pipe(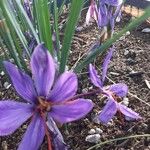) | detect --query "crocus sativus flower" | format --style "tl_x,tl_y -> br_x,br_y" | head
0,44 -> 93,150
89,48 -> 141,124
